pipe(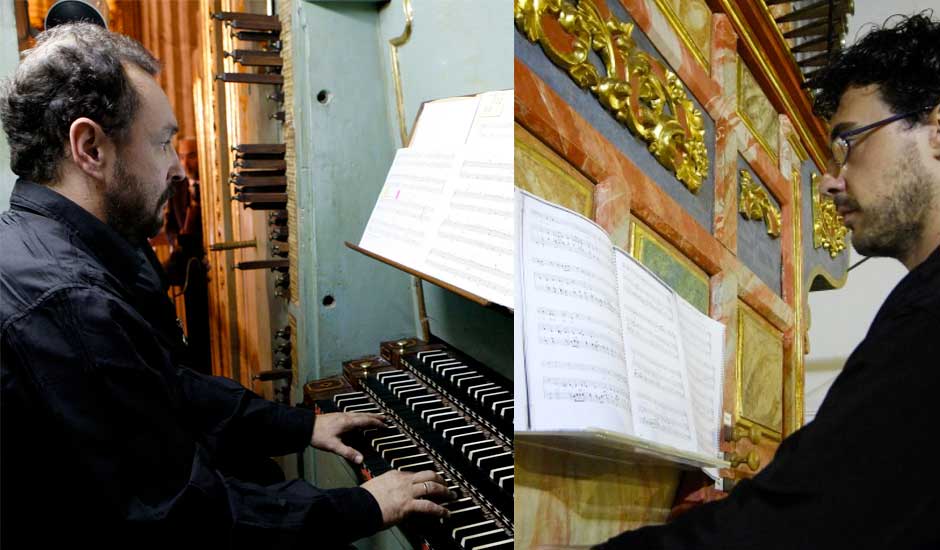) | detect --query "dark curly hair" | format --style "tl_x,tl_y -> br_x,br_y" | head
0,23 -> 159,184
810,12 -> 940,124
